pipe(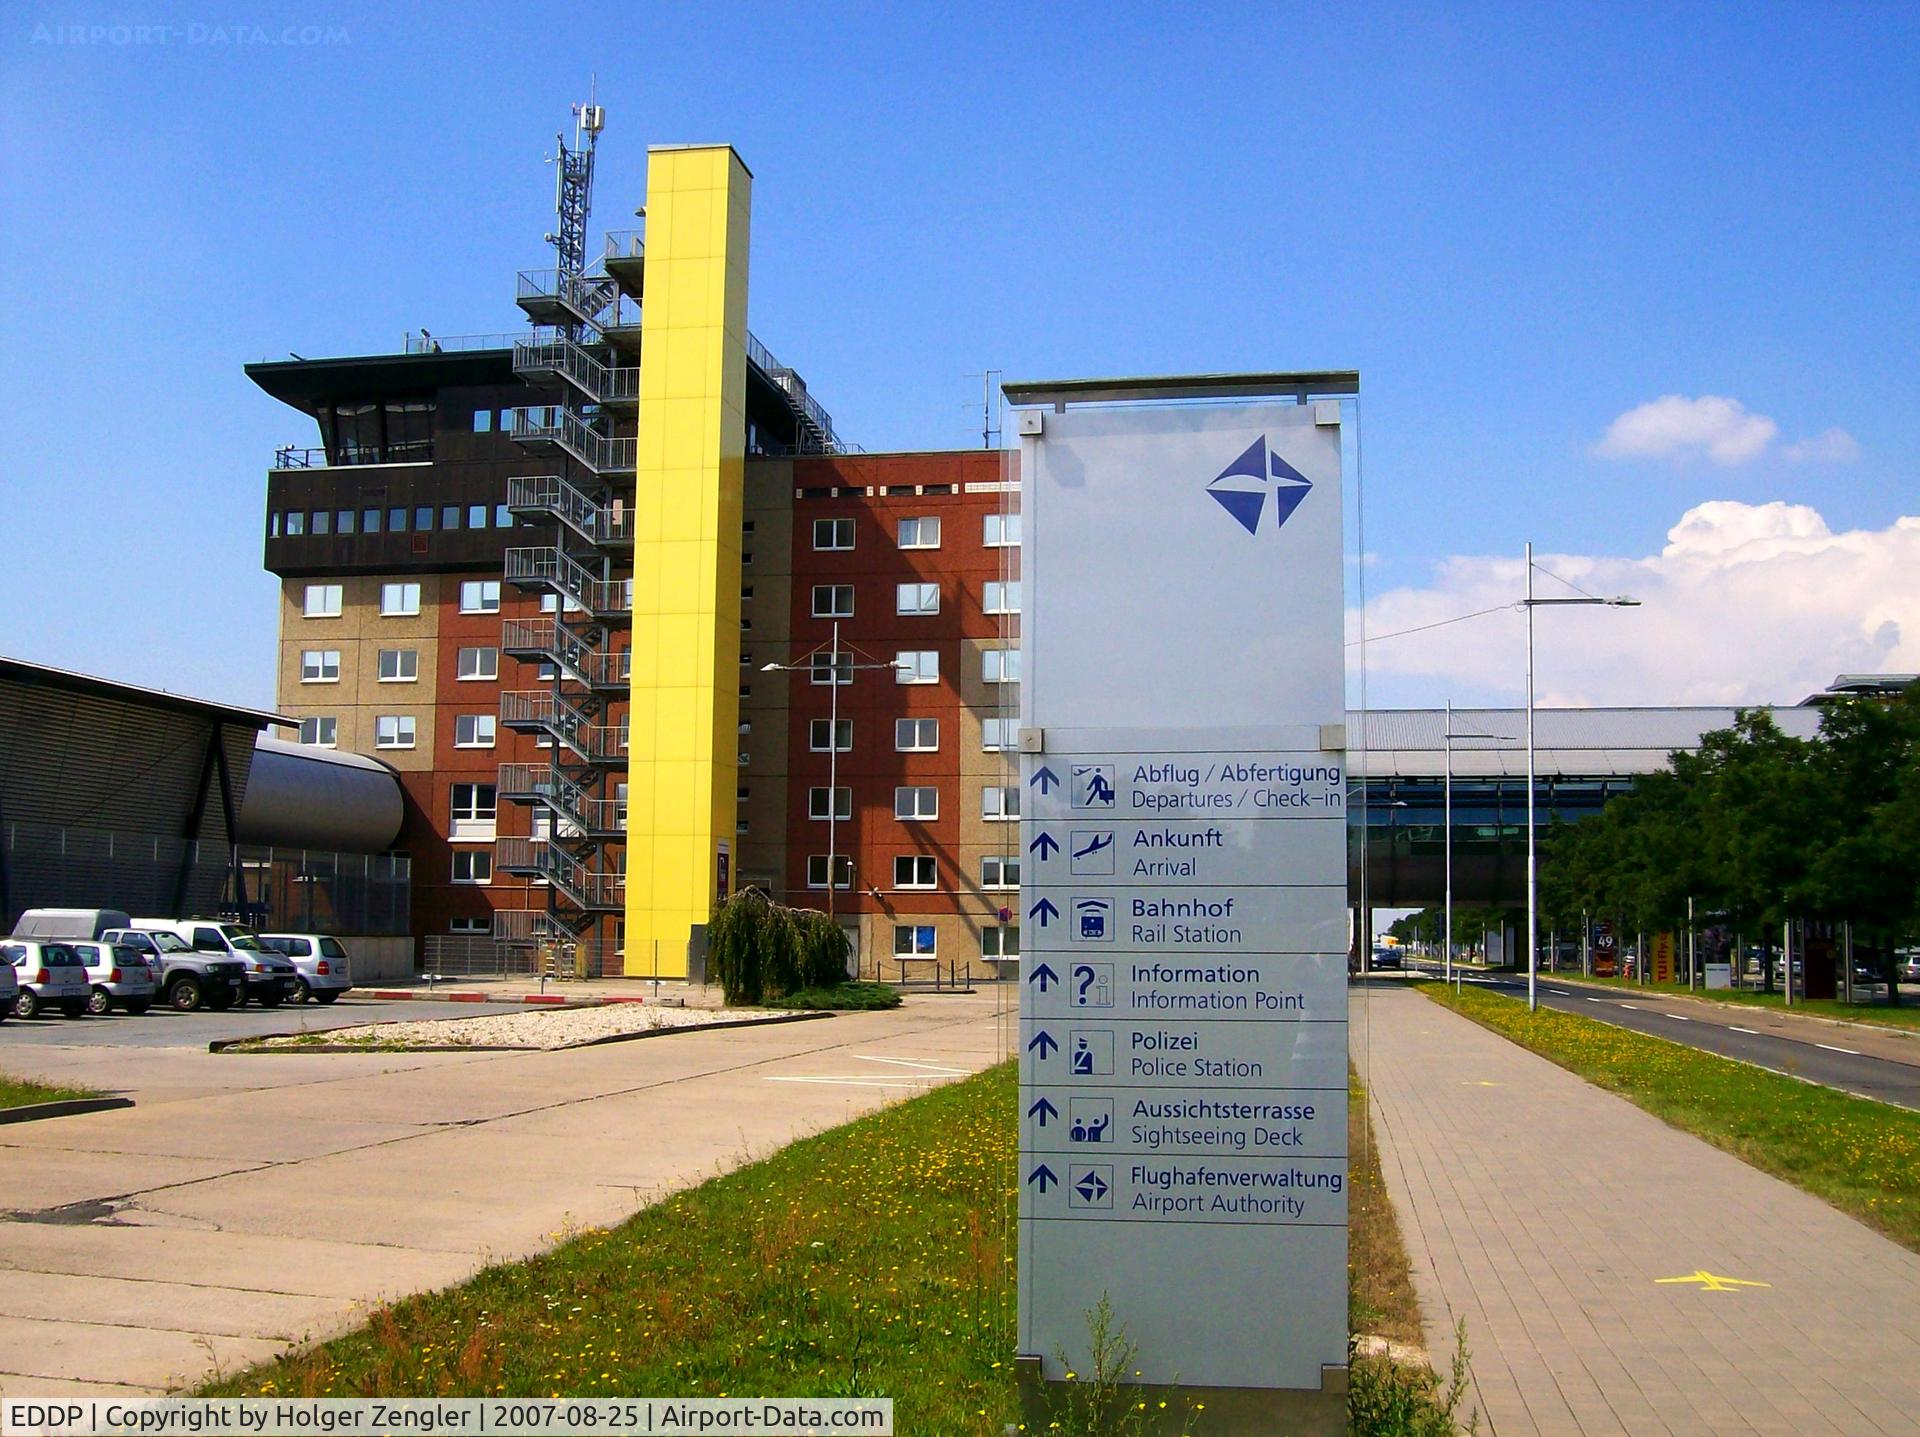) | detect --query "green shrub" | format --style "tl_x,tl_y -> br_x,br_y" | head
708,890 -> 853,1005
765,982 -> 901,1011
